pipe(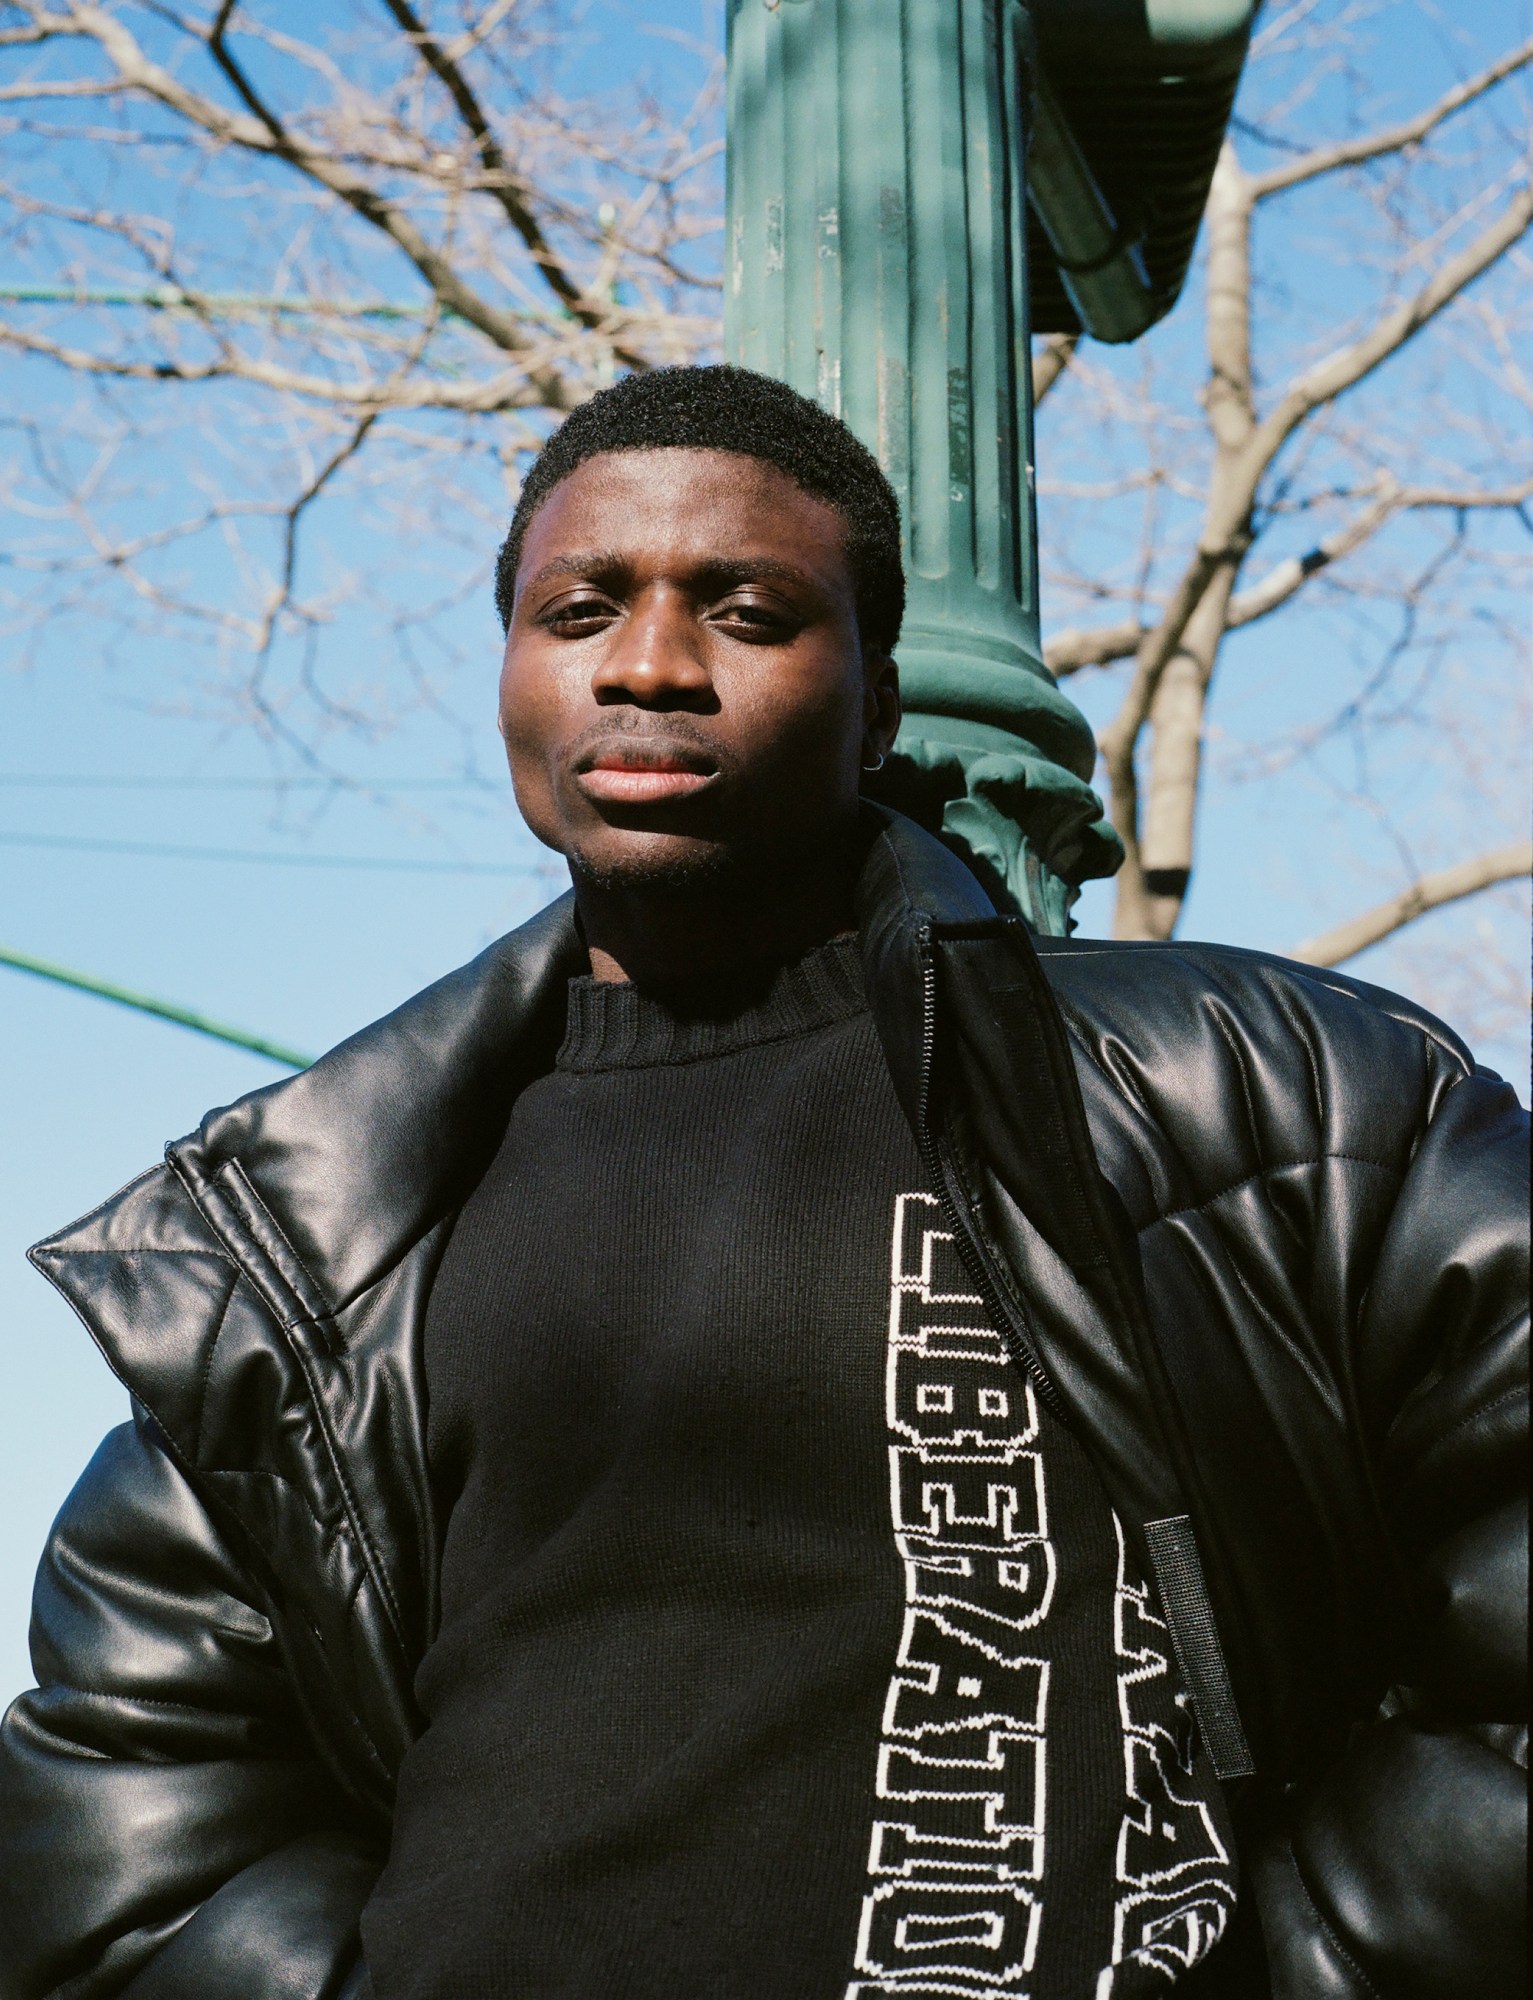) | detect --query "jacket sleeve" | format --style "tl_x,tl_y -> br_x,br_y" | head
0,1412 -> 381,2000
1251,1061 -> 1529,2000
